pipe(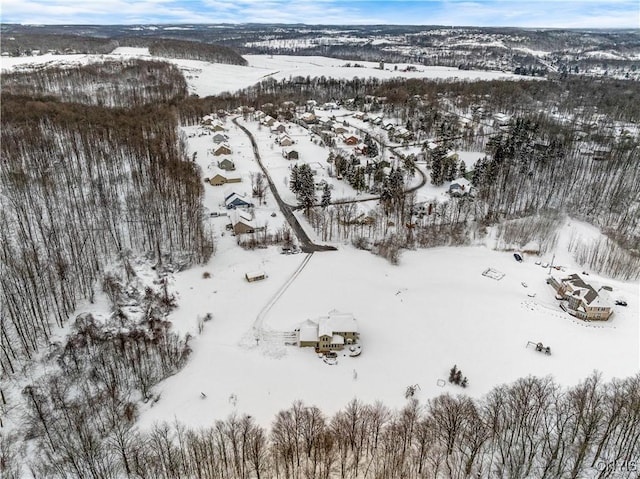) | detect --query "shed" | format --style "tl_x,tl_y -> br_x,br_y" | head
245,271 -> 267,282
